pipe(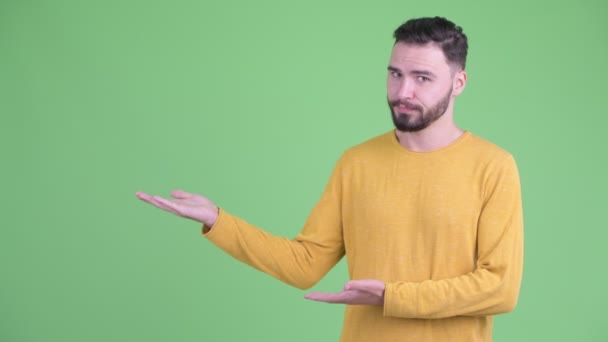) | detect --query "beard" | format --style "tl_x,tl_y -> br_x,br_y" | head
388,88 -> 452,132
